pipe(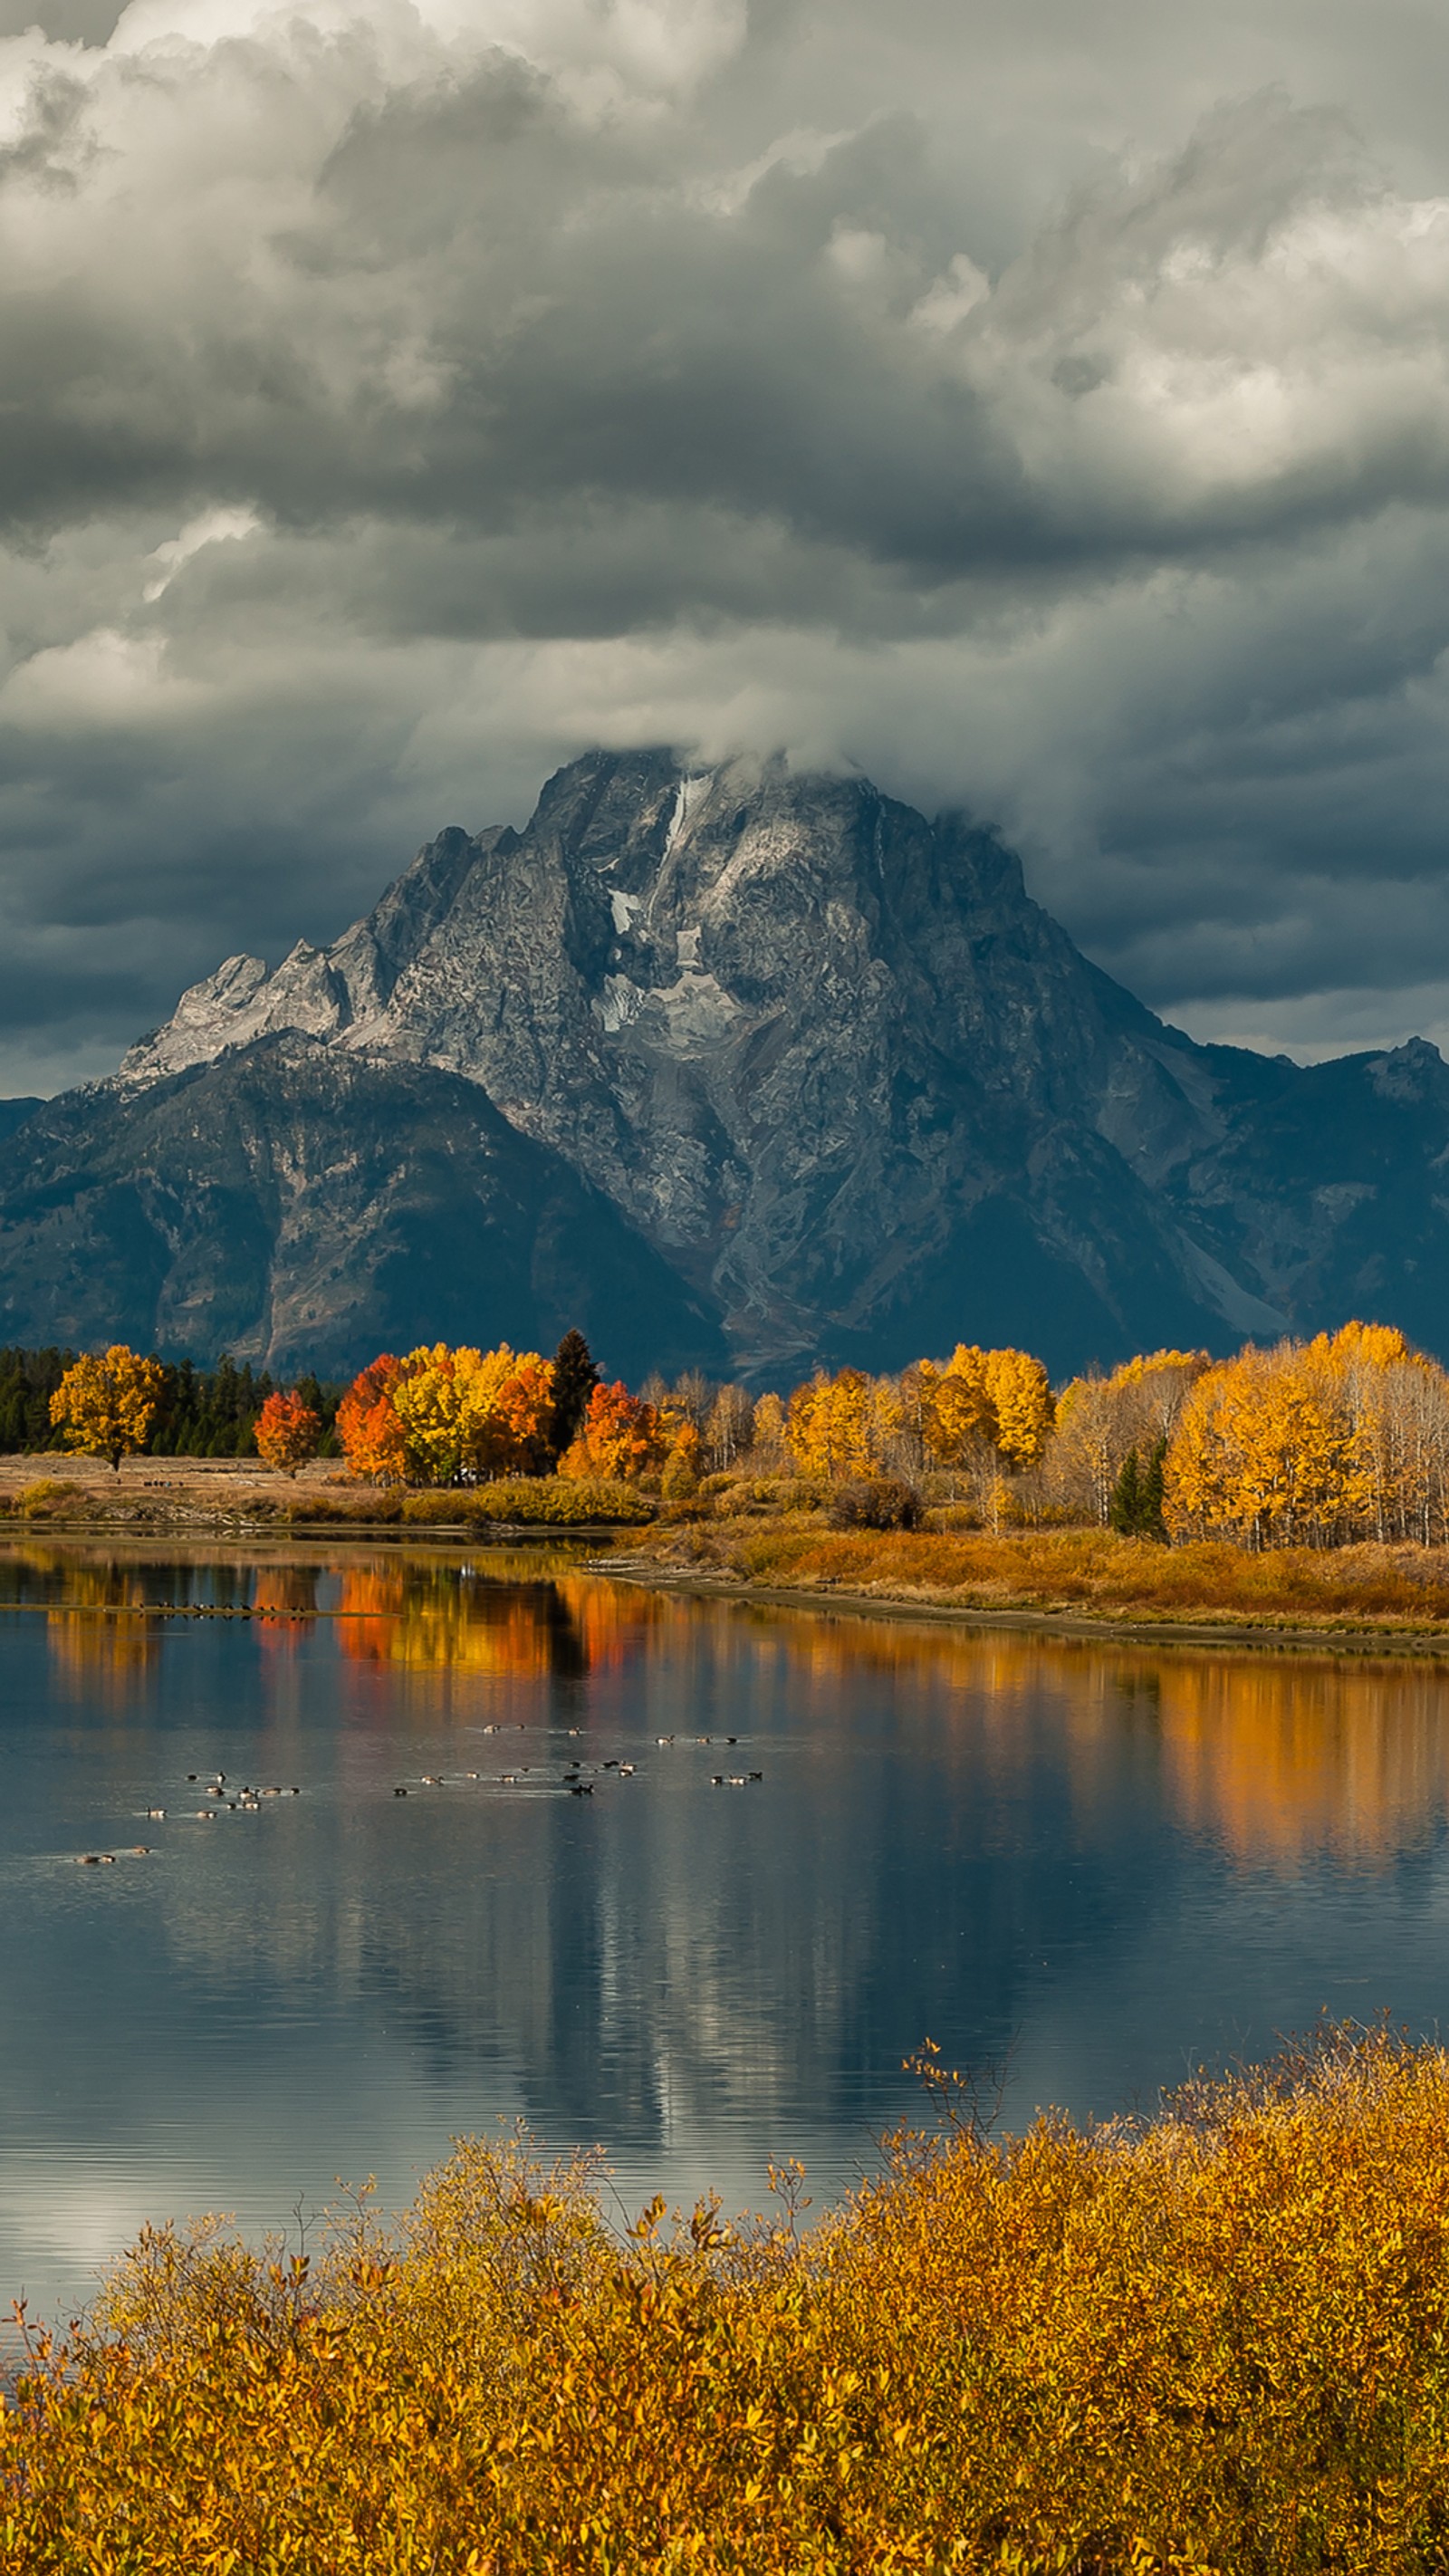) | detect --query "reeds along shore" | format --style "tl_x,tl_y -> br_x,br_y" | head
6,2026 -> 1449,2571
